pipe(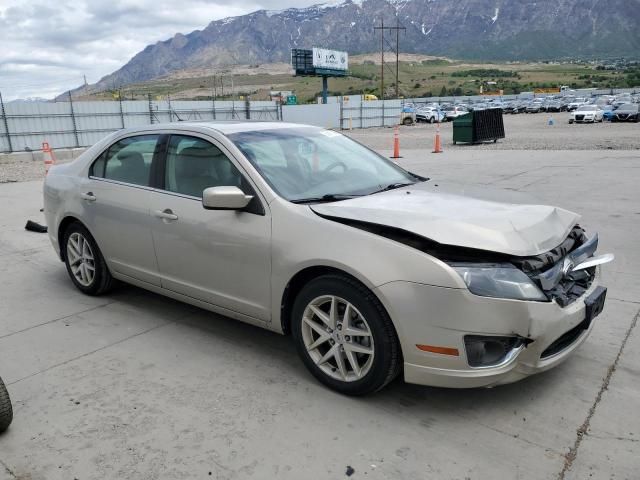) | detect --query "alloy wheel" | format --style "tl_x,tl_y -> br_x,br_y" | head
66,232 -> 96,287
301,295 -> 374,382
